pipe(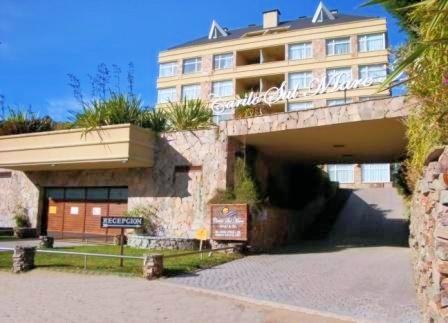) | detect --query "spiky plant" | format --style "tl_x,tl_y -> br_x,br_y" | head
165,99 -> 212,131
0,108 -> 55,135
141,108 -> 169,133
